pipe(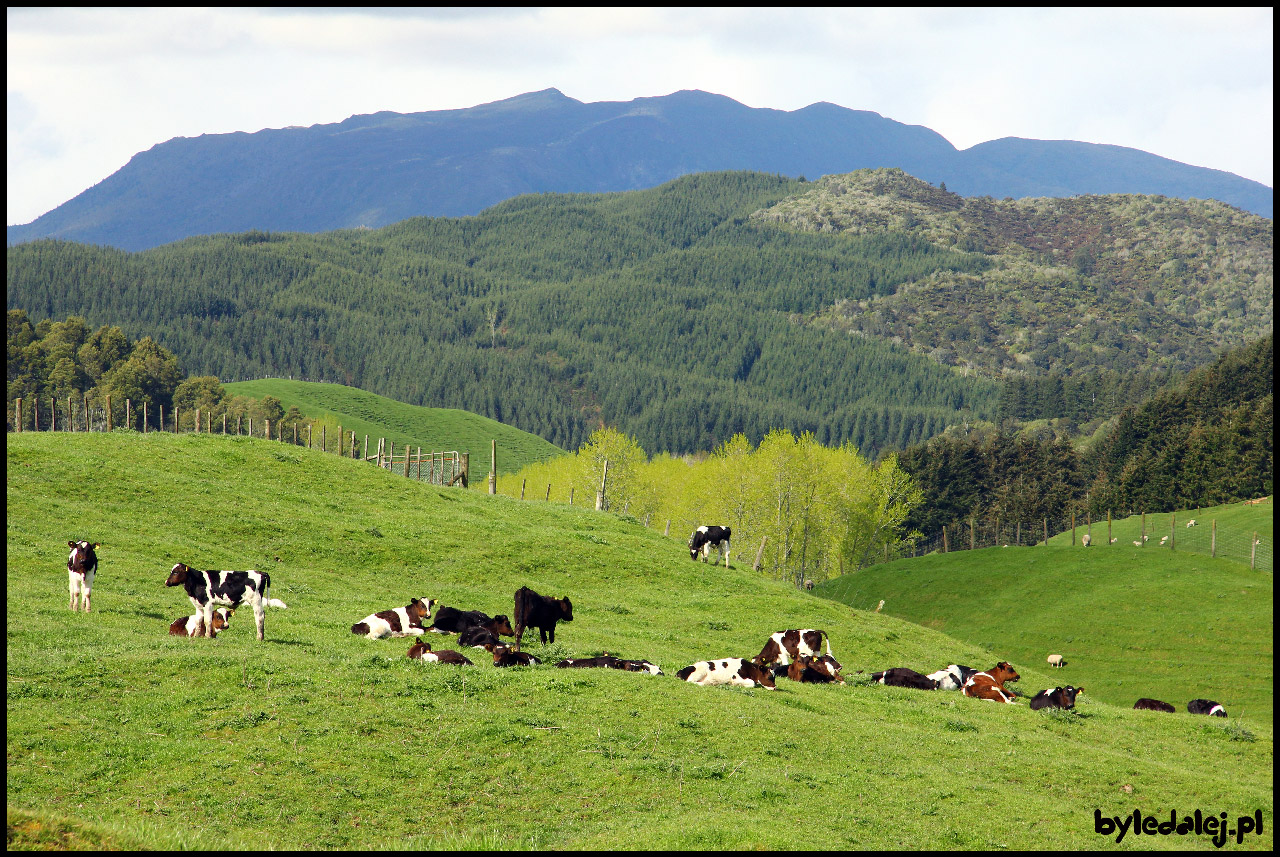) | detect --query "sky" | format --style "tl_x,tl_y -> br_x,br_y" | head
7,7 -> 1274,226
